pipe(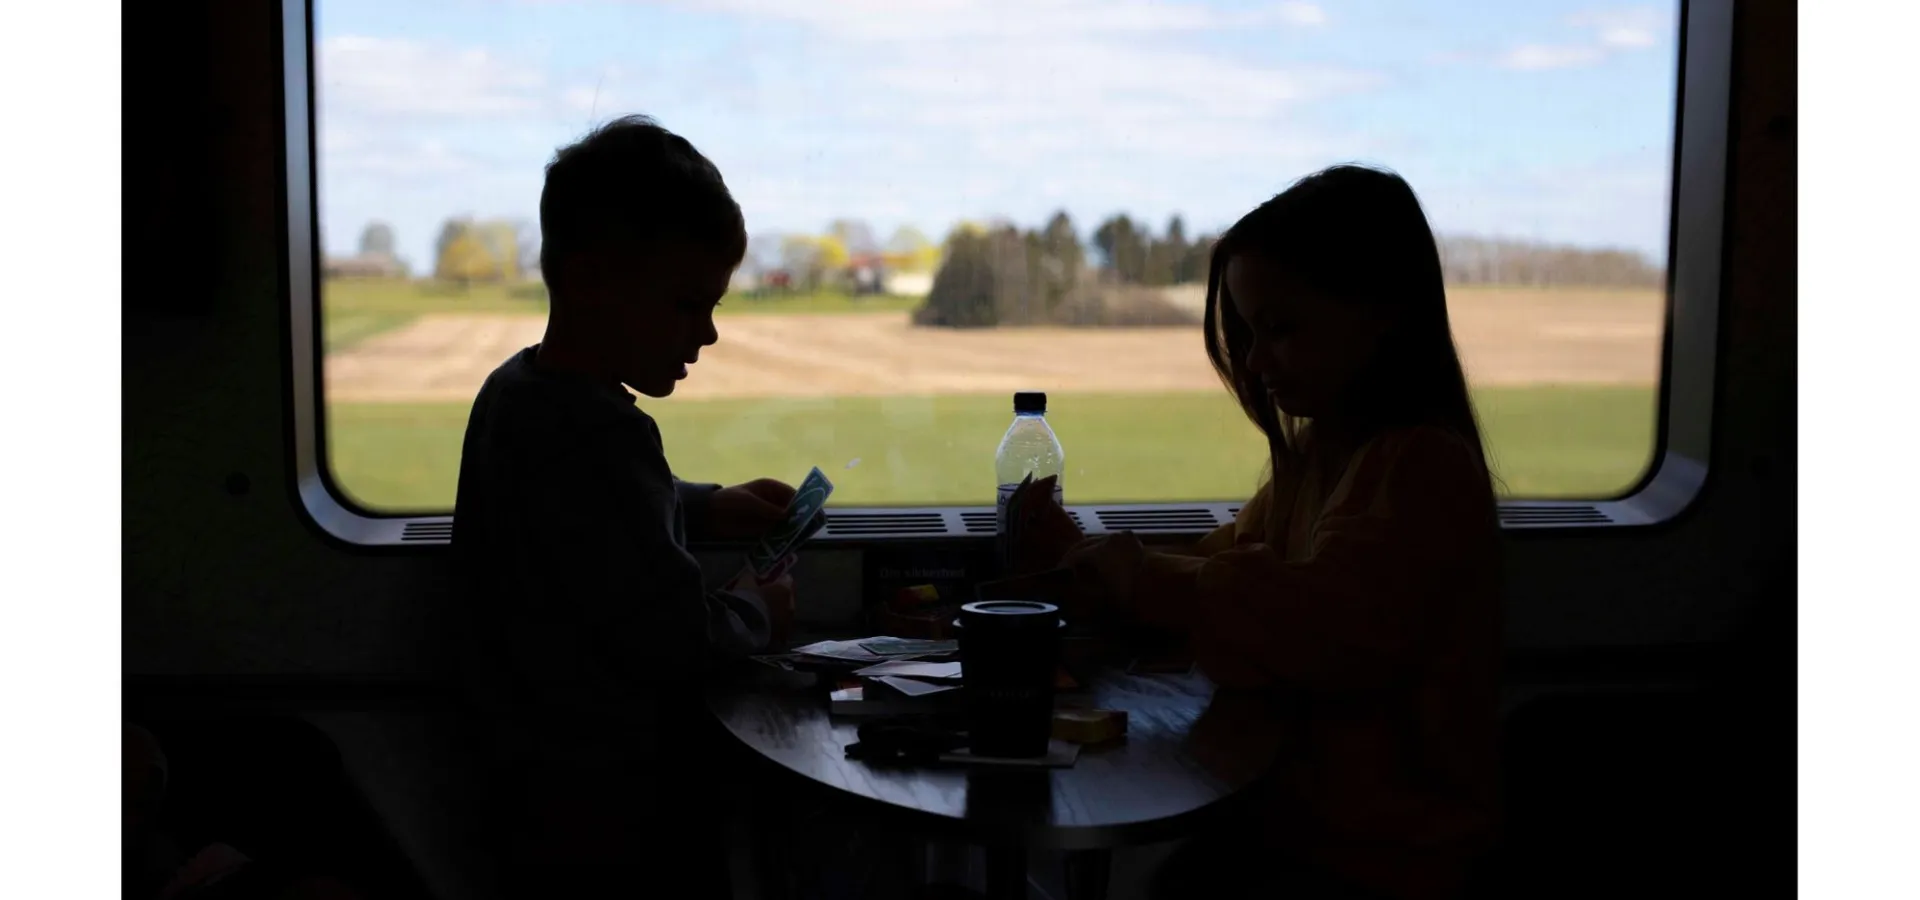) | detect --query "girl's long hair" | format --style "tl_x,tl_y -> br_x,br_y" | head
1202,164 -> 1493,489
